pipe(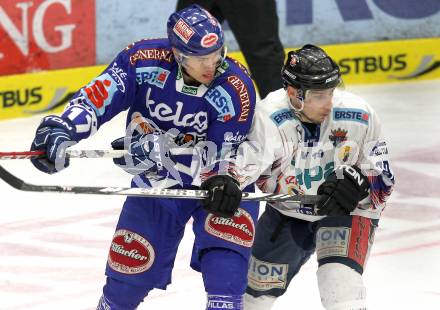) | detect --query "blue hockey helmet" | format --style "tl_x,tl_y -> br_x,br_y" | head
167,4 -> 224,56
